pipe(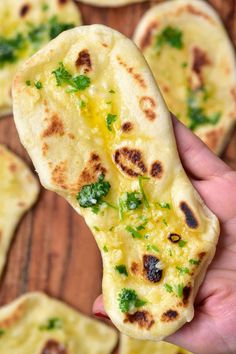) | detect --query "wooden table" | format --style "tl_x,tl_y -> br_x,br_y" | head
0,1 -> 235,352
